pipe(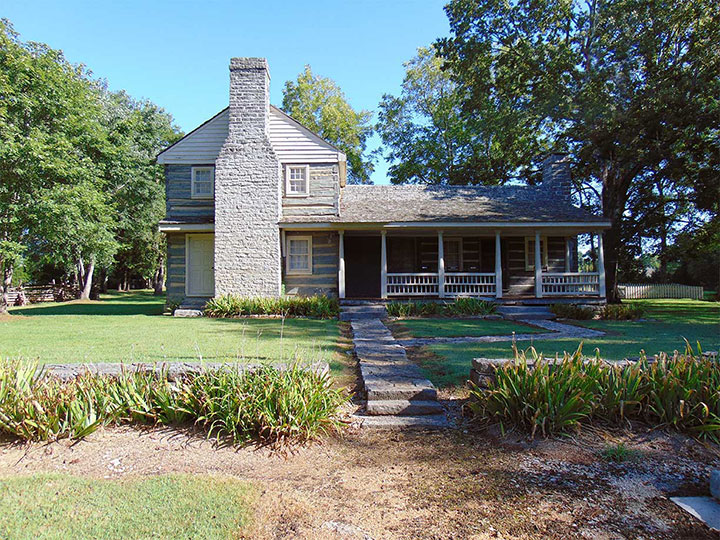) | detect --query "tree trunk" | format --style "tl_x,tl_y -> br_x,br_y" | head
0,262 -> 12,314
99,268 -> 108,294
80,259 -> 95,300
153,255 -> 165,295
